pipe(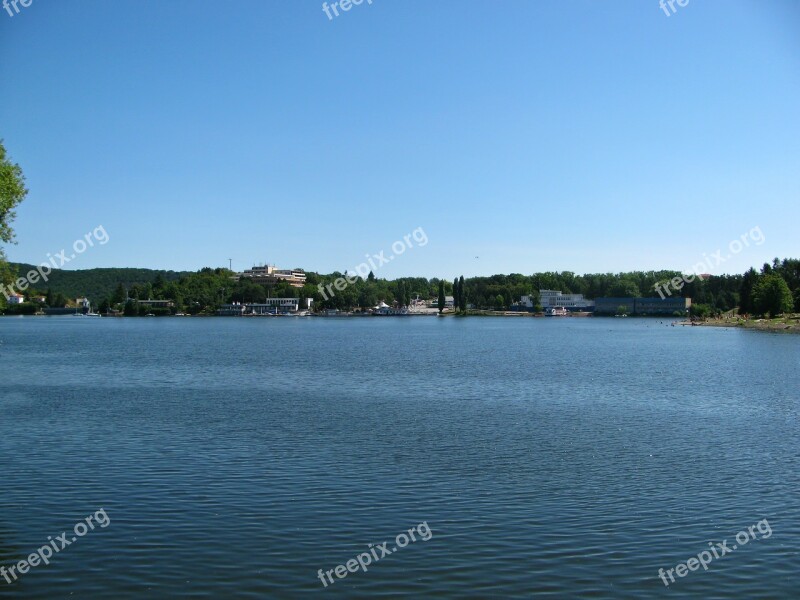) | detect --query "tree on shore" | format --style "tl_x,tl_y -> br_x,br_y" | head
0,141 -> 28,303
112,283 -> 127,305
458,275 -> 466,312
752,274 -> 793,317
739,267 -> 758,314
438,280 -> 445,313
395,280 -> 406,306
